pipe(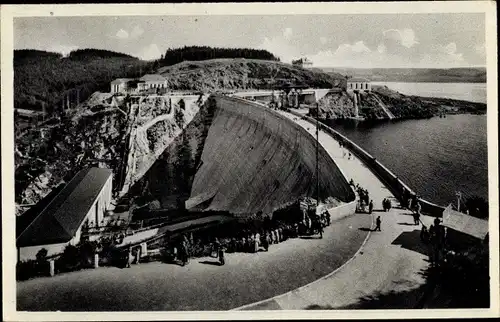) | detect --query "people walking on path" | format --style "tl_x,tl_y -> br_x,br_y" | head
369,200 -> 374,214
413,202 -> 421,225
386,198 -> 392,211
218,246 -> 225,266
262,233 -> 269,251
375,216 -> 382,231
